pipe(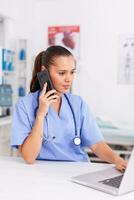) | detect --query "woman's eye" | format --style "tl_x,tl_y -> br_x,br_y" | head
71,71 -> 76,74
59,72 -> 65,75
58,71 -> 76,75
